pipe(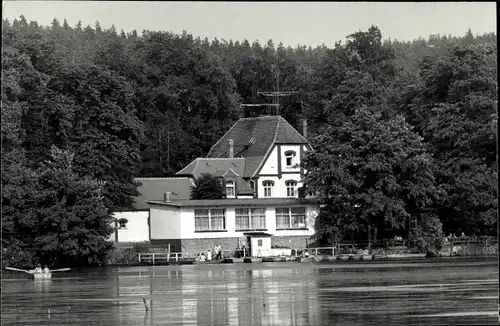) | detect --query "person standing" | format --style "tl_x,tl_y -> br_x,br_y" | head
215,244 -> 222,260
